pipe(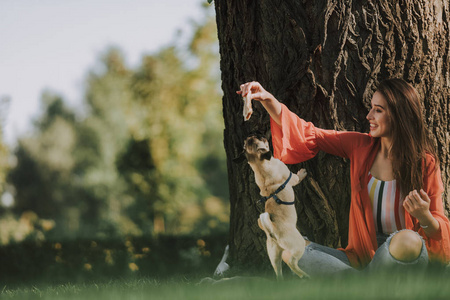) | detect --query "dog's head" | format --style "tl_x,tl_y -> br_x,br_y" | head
234,134 -> 272,163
